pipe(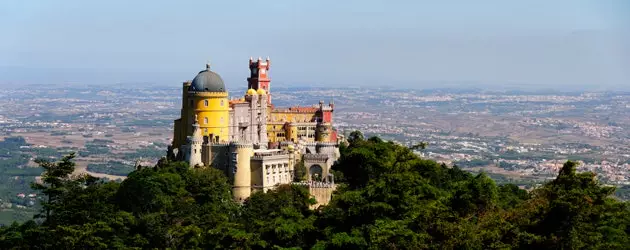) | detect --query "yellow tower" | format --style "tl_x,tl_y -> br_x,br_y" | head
192,92 -> 228,141
184,63 -> 229,143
